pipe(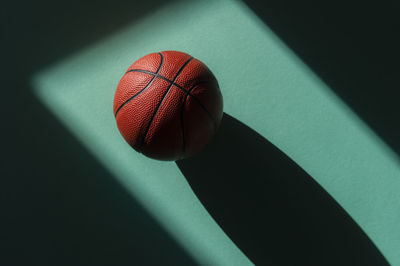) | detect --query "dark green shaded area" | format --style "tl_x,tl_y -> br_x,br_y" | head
1,0 -> 196,265
242,0 -> 400,157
